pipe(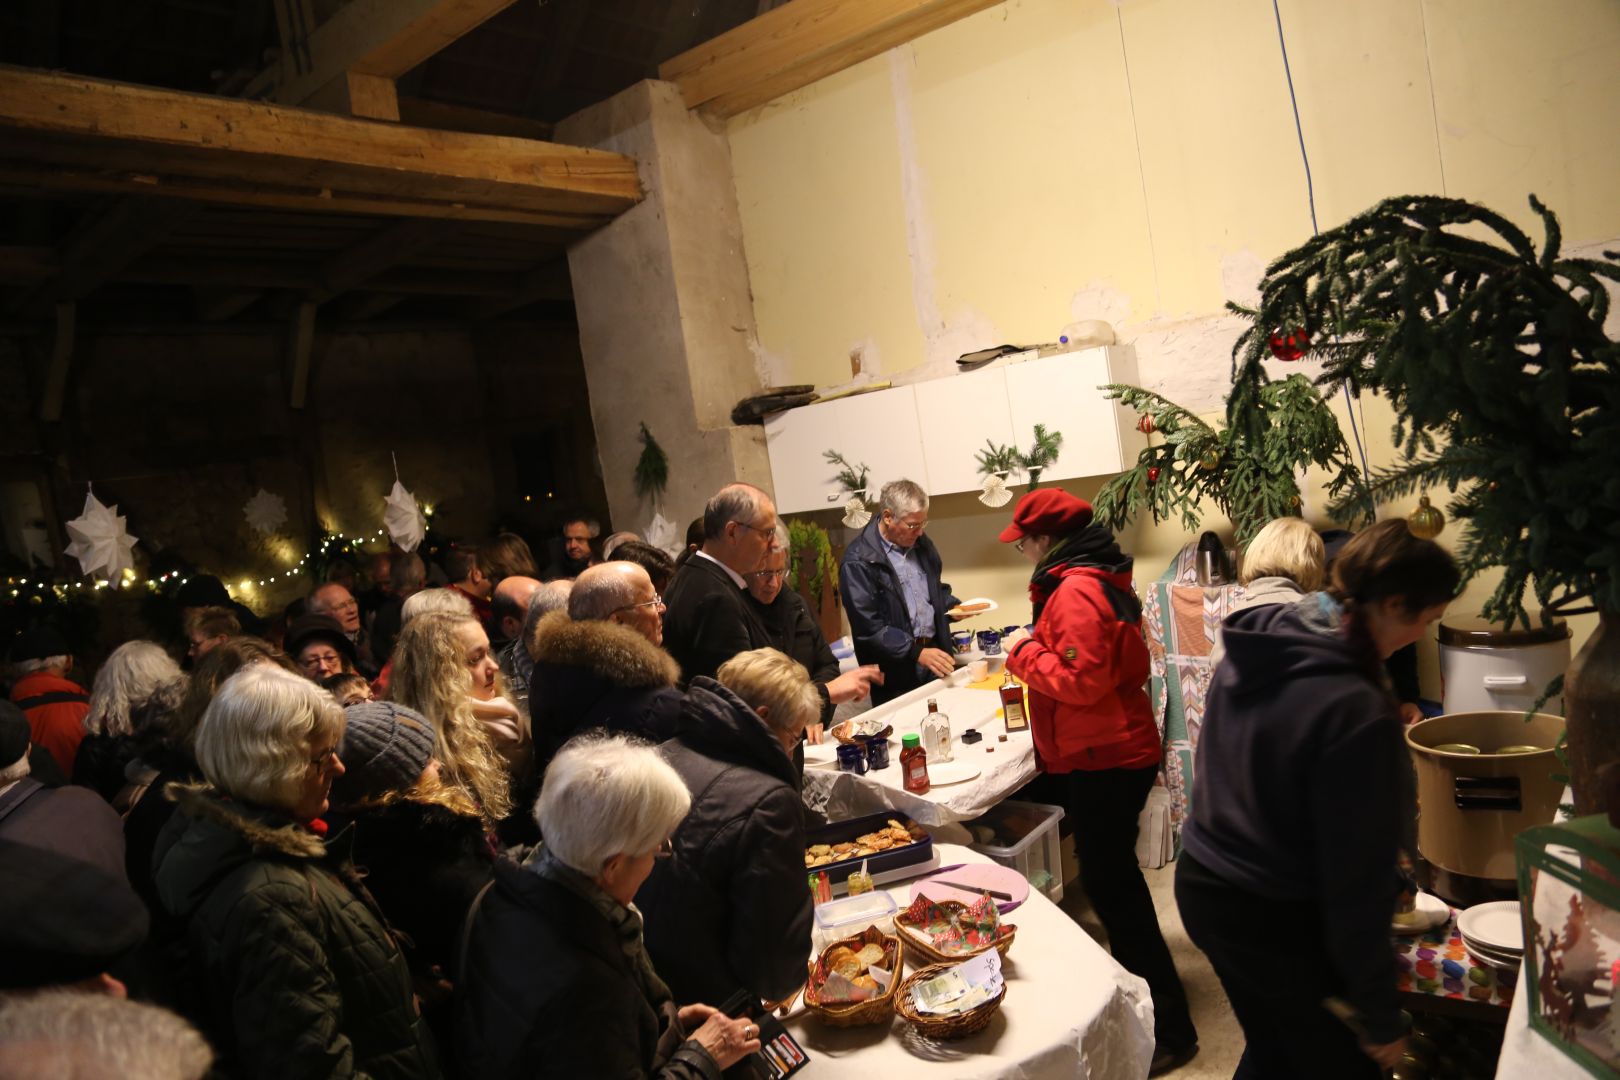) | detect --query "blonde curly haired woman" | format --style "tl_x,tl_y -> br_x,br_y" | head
388,611 -> 517,828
